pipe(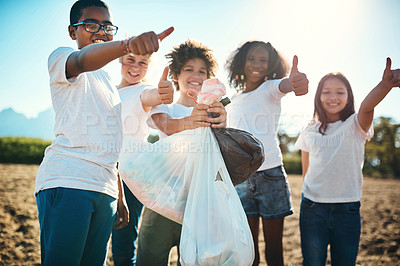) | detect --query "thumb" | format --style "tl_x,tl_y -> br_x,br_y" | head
157,27 -> 174,42
385,57 -> 392,72
290,55 -> 299,76
160,66 -> 169,82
